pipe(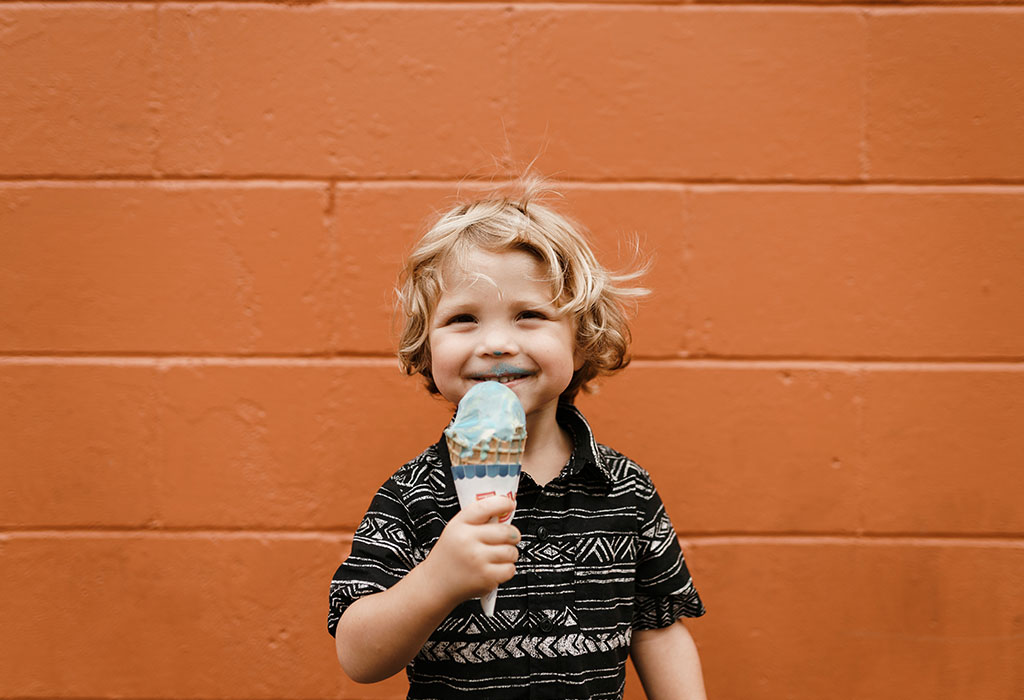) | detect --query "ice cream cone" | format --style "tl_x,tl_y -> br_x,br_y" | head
445,382 -> 527,616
